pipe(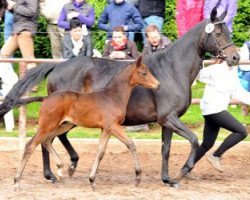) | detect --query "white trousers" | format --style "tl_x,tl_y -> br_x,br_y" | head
0,62 -> 18,132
